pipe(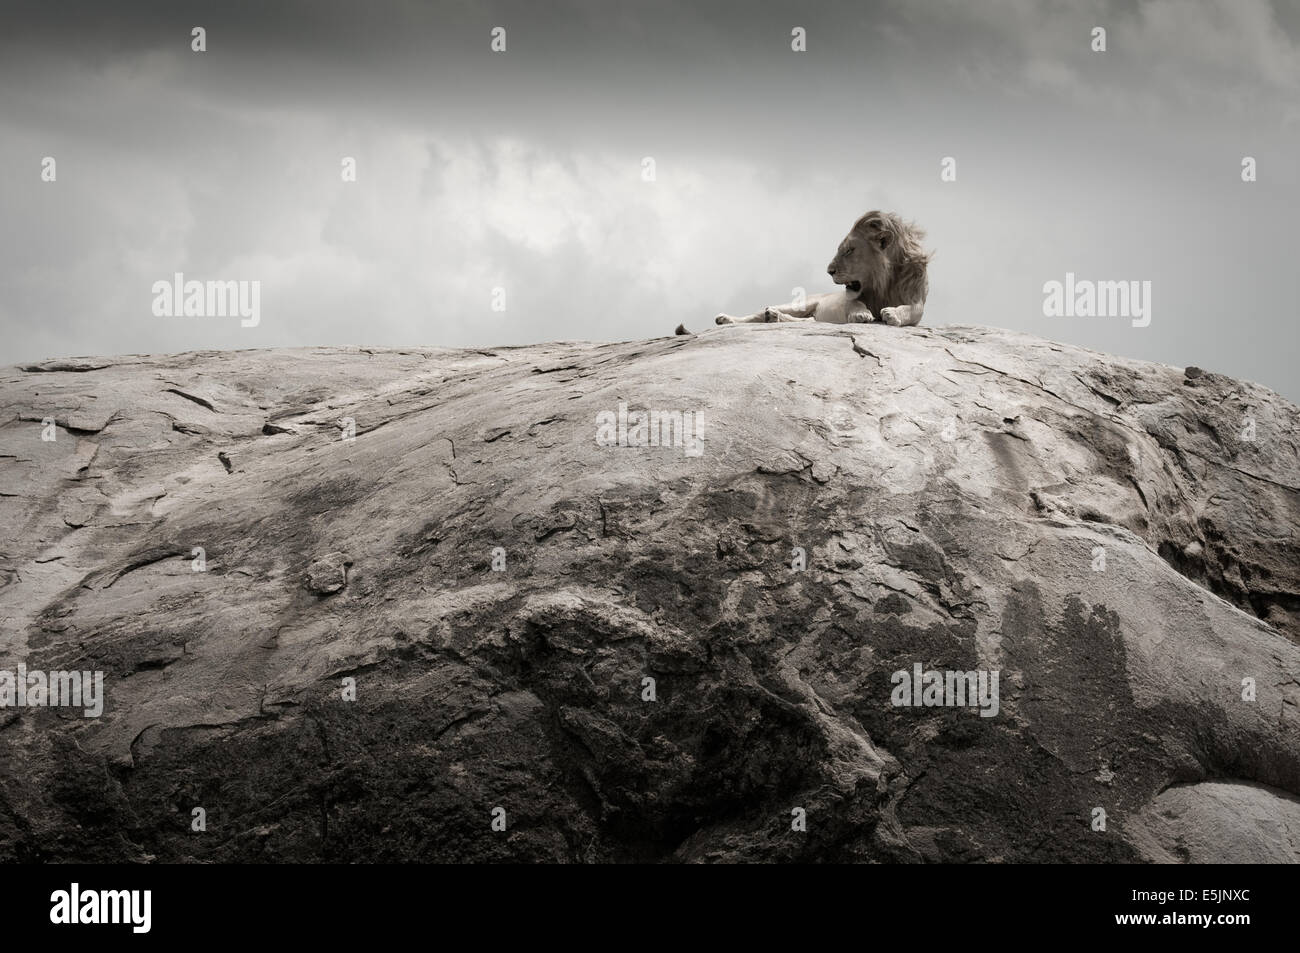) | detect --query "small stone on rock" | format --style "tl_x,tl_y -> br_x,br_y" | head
306,551 -> 353,595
